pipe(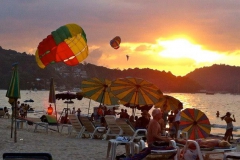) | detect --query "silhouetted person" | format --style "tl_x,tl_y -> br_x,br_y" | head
216,111 -> 220,117
47,104 -> 53,115
221,112 -> 236,142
